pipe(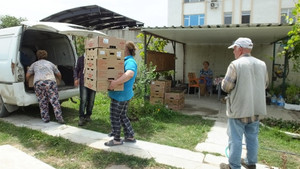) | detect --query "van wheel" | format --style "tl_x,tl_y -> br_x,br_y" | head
0,96 -> 9,117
